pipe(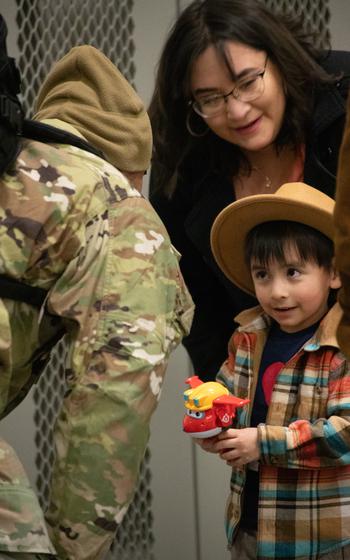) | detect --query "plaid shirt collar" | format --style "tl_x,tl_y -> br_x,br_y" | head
234,302 -> 342,350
